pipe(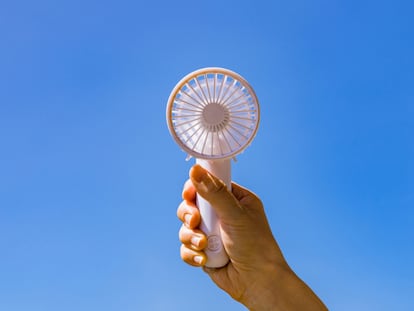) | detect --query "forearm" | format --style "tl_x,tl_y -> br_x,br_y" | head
241,264 -> 327,311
